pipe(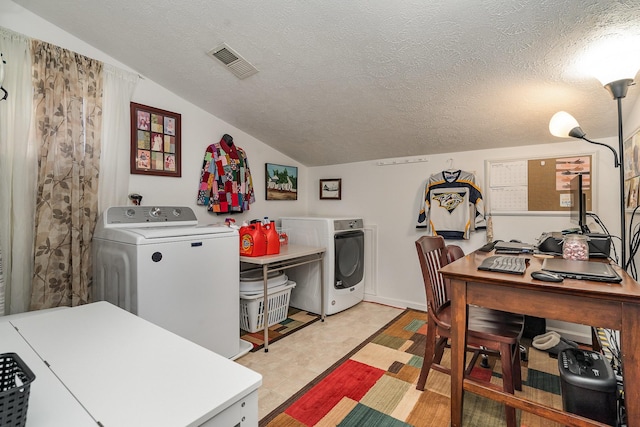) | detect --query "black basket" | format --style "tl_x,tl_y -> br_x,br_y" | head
0,353 -> 36,427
